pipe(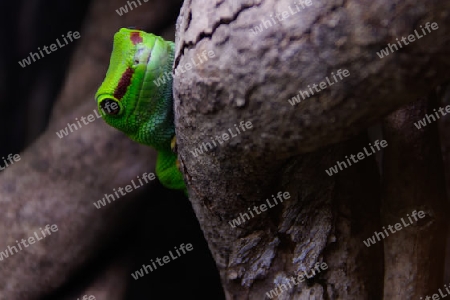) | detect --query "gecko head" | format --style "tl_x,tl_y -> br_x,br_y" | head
95,28 -> 175,149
